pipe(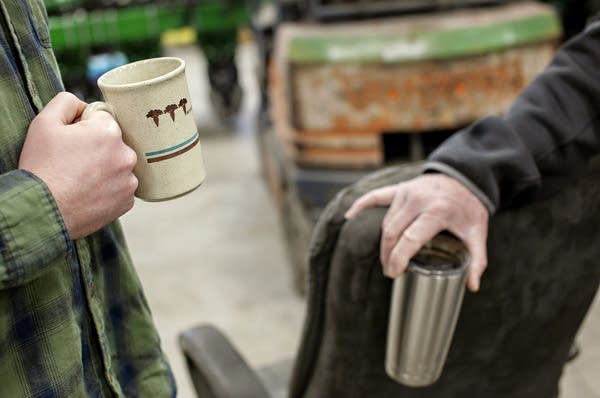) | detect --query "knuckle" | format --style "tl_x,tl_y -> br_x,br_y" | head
381,225 -> 399,241
381,215 -> 392,231
401,231 -> 421,246
125,147 -> 138,169
402,225 -> 432,247
57,91 -> 76,102
407,189 -> 421,204
128,175 -> 139,193
389,191 -> 406,208
127,173 -> 139,192
429,200 -> 452,216
375,190 -> 390,202
395,181 -> 407,192
421,213 -> 446,231
104,119 -> 122,138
